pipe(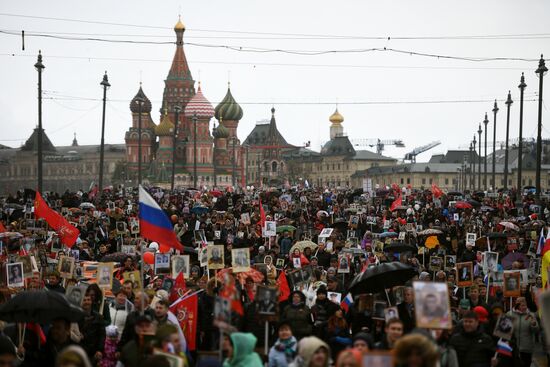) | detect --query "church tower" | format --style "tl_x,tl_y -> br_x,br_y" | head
329,108 -> 344,139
